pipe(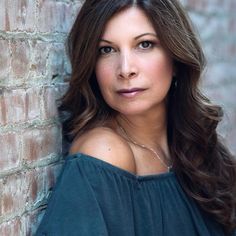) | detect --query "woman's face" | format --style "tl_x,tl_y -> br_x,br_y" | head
95,7 -> 174,117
